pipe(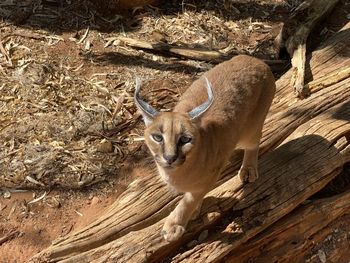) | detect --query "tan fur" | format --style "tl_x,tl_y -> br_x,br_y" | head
139,55 -> 276,242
